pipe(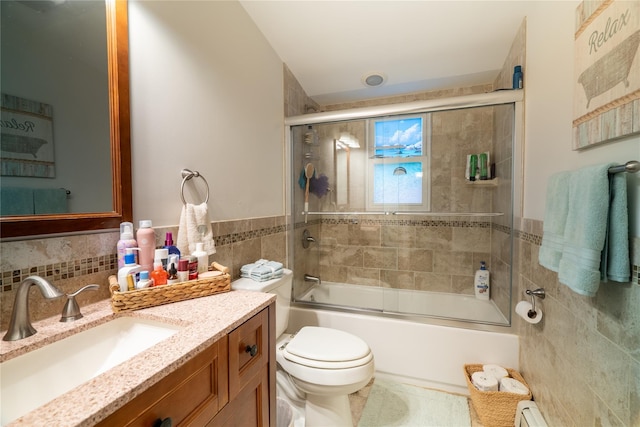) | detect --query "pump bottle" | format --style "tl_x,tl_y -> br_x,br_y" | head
192,242 -> 209,274
117,222 -> 137,268
137,220 -> 156,274
117,248 -> 141,292
474,261 -> 490,300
